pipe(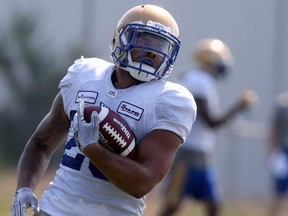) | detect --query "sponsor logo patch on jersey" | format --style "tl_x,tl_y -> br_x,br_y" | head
76,91 -> 98,104
117,101 -> 143,120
